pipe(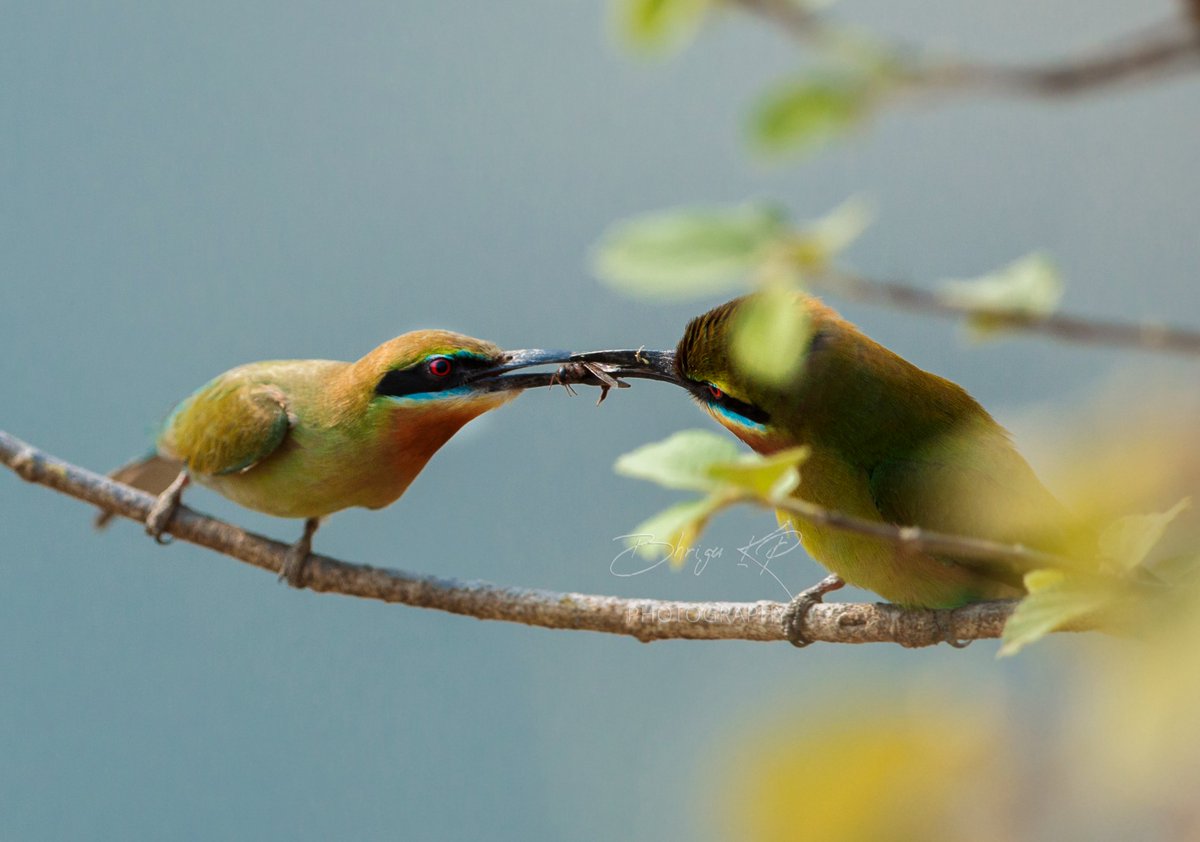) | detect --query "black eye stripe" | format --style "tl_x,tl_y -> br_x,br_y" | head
375,355 -> 491,398
690,380 -> 770,425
